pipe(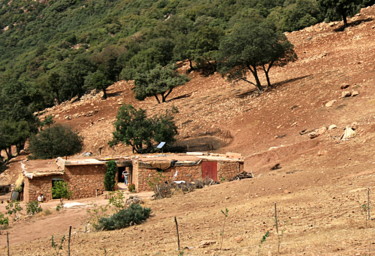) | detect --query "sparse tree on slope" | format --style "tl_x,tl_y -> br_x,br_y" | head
109,105 -> 177,153
318,0 -> 362,27
133,65 -> 189,103
218,21 -> 297,92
